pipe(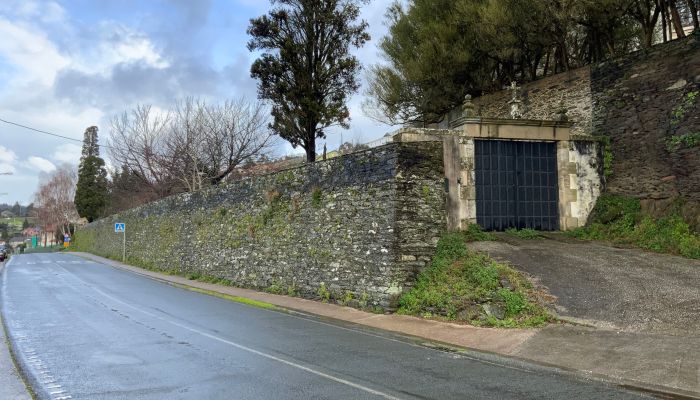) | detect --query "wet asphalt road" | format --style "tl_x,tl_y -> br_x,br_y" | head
1,253 -> 652,400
